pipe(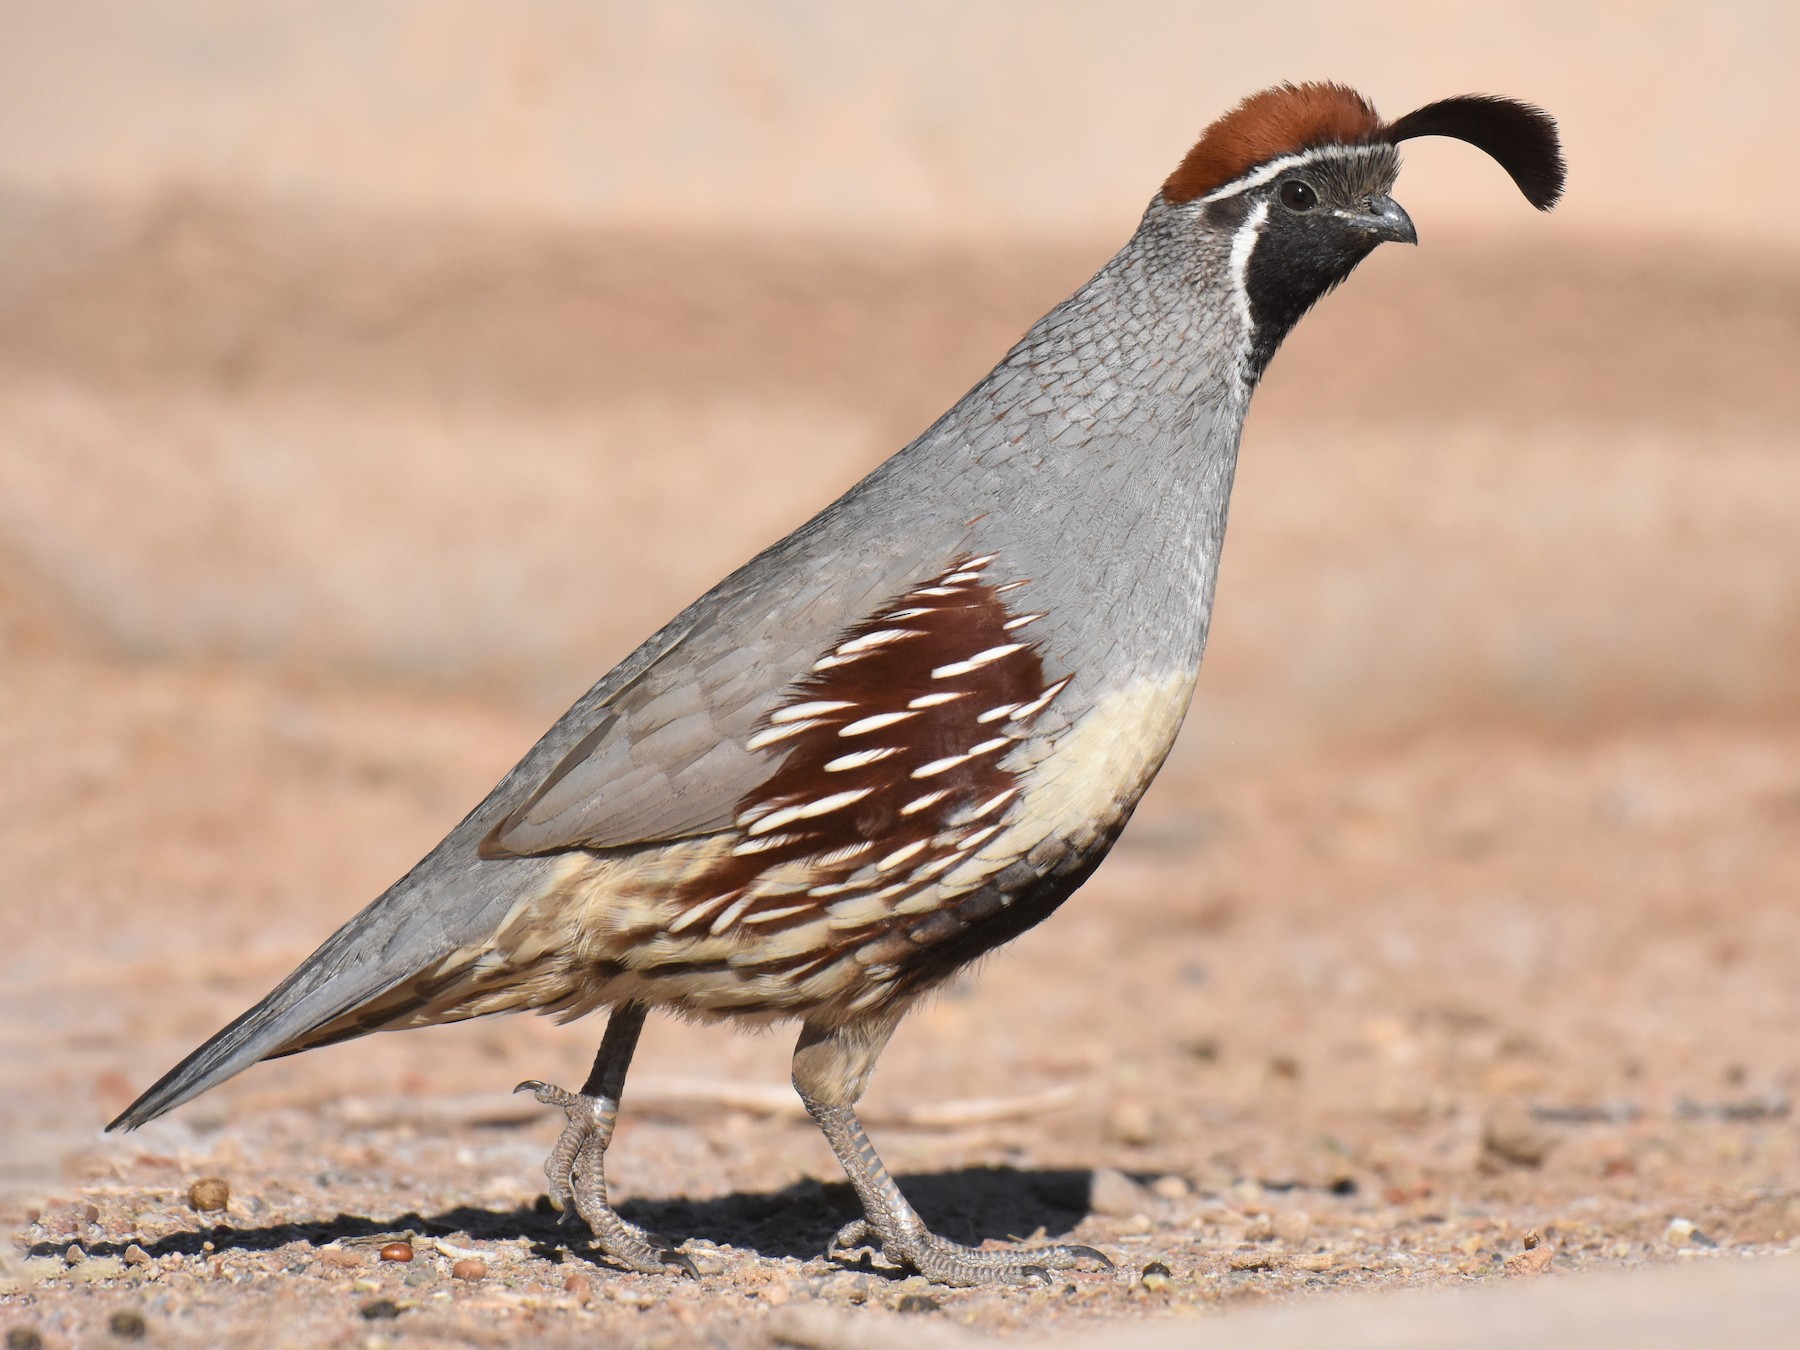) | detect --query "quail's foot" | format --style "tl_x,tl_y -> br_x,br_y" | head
515,1079 -> 698,1277
827,1216 -> 1112,1287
